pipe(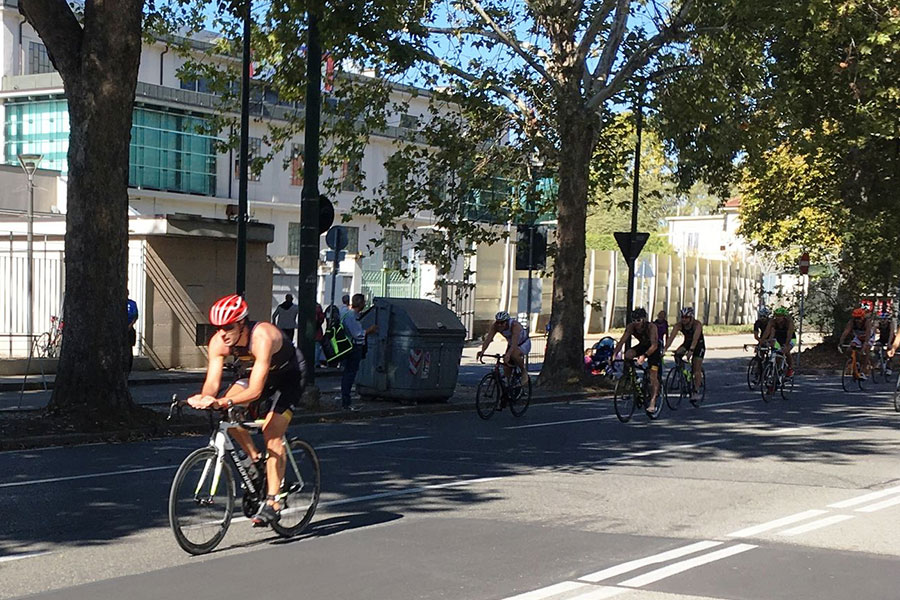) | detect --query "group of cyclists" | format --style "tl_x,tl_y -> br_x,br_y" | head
836,306 -> 898,379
